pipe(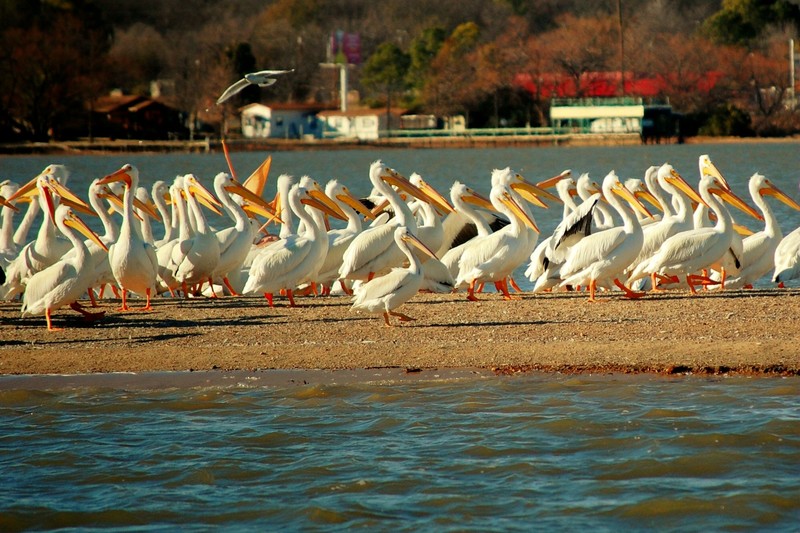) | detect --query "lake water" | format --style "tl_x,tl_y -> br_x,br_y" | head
0,372 -> 798,531
2,143 -> 800,530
